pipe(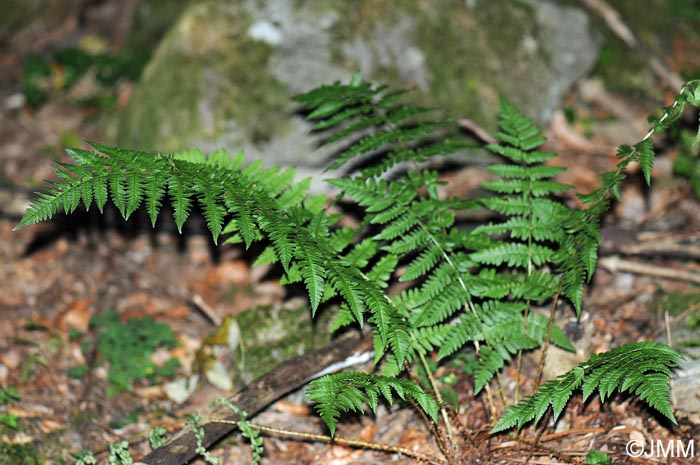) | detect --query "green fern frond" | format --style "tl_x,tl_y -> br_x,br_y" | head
492,342 -> 682,432
482,179 -> 572,197
486,164 -> 566,180
474,346 -> 509,394
508,270 -> 559,301
307,372 -> 438,436
365,254 -> 398,287
471,243 -> 555,268
410,324 -> 452,354
296,238 -> 326,312
19,75 -> 694,451
16,144 -> 402,337
494,98 -> 548,151
474,218 -> 562,244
